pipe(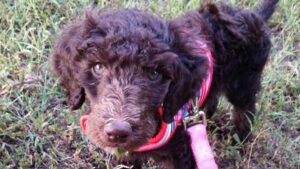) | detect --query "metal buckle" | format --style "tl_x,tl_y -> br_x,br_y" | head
183,110 -> 207,130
